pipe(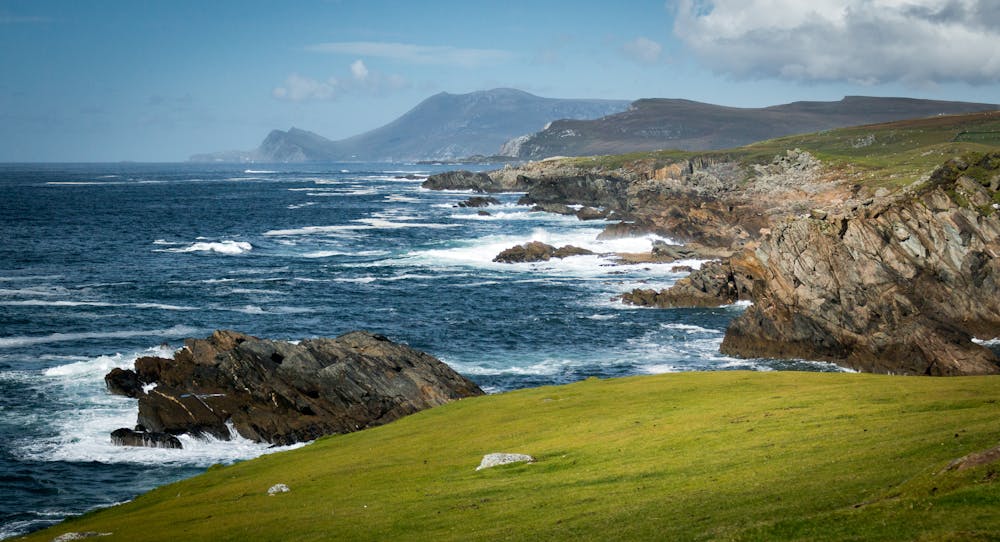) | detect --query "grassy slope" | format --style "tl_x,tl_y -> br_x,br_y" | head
563,110 -> 1000,187
24,372 -> 1000,541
